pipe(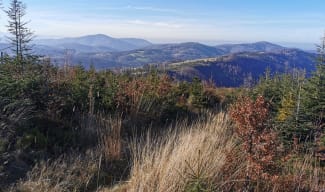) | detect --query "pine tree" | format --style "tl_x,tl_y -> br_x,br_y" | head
303,34 -> 325,140
6,0 -> 33,64
190,77 -> 205,108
